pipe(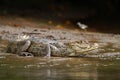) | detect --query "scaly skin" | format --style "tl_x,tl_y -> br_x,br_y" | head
1,34 -> 99,57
